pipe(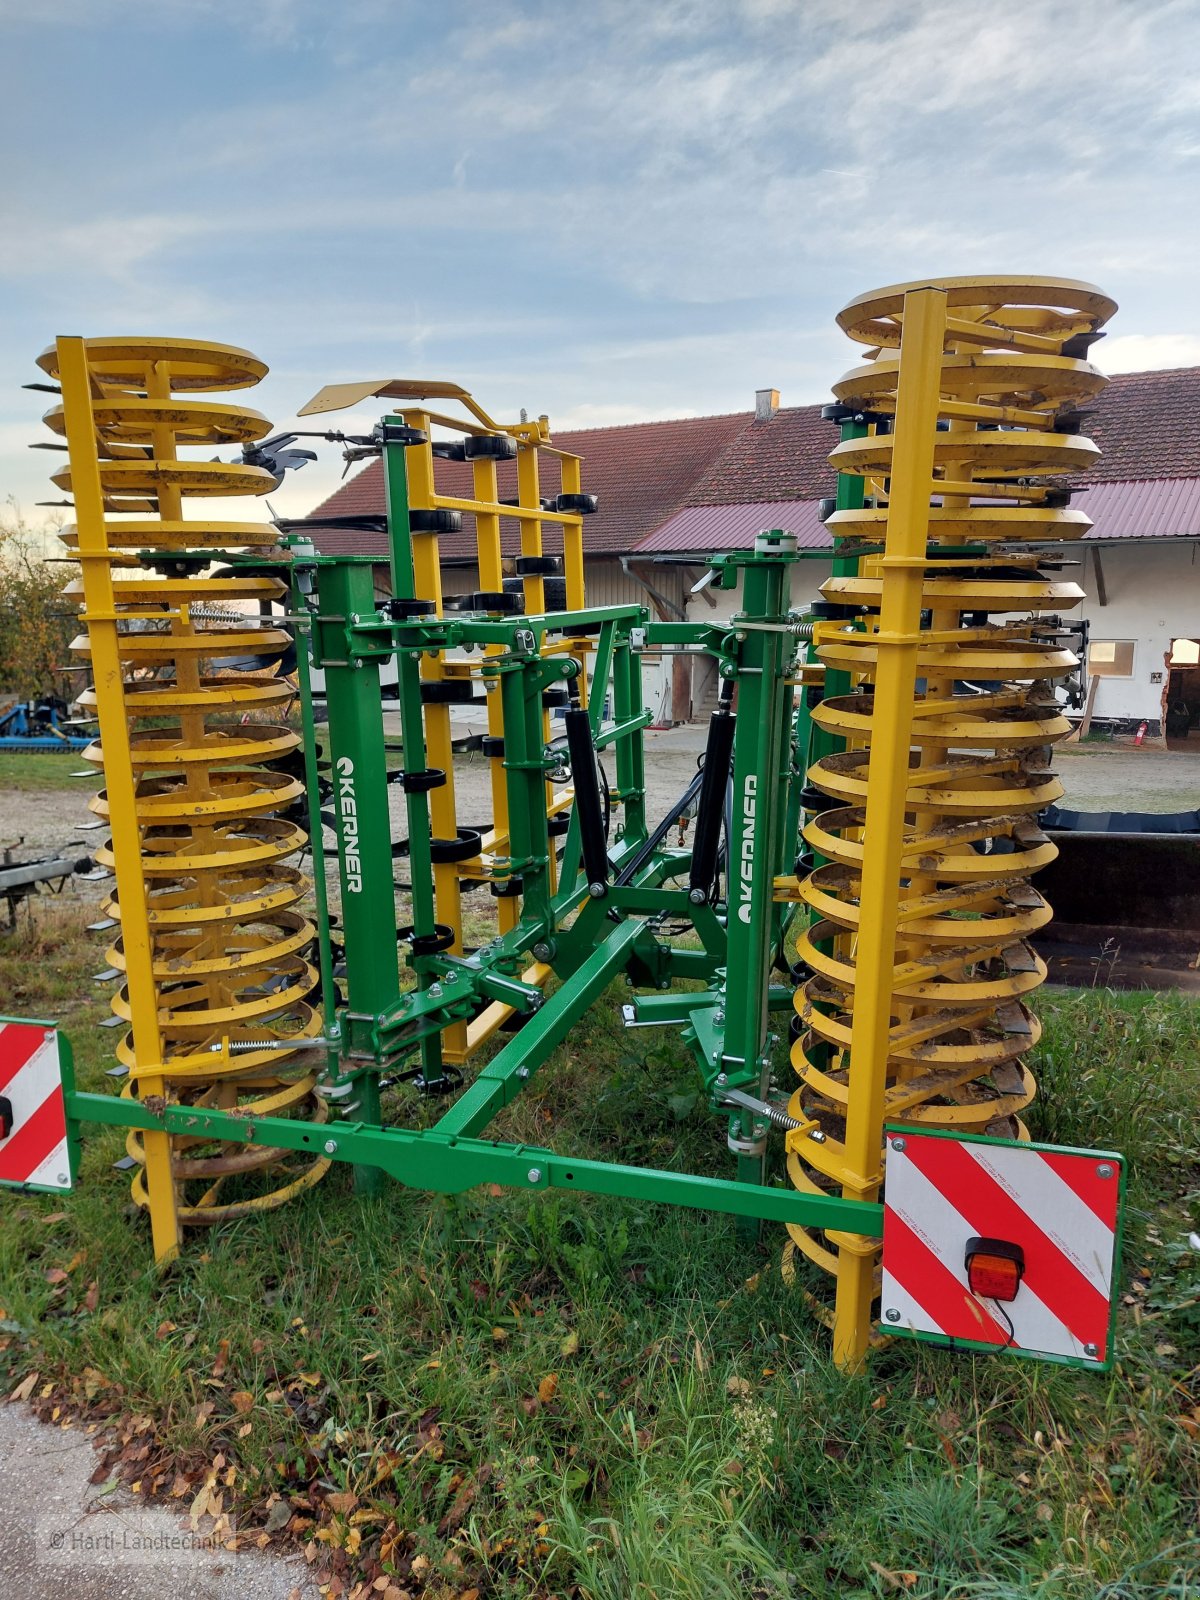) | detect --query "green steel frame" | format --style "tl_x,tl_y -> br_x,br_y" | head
5,402 -> 1130,1371
43,417 -> 887,1252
